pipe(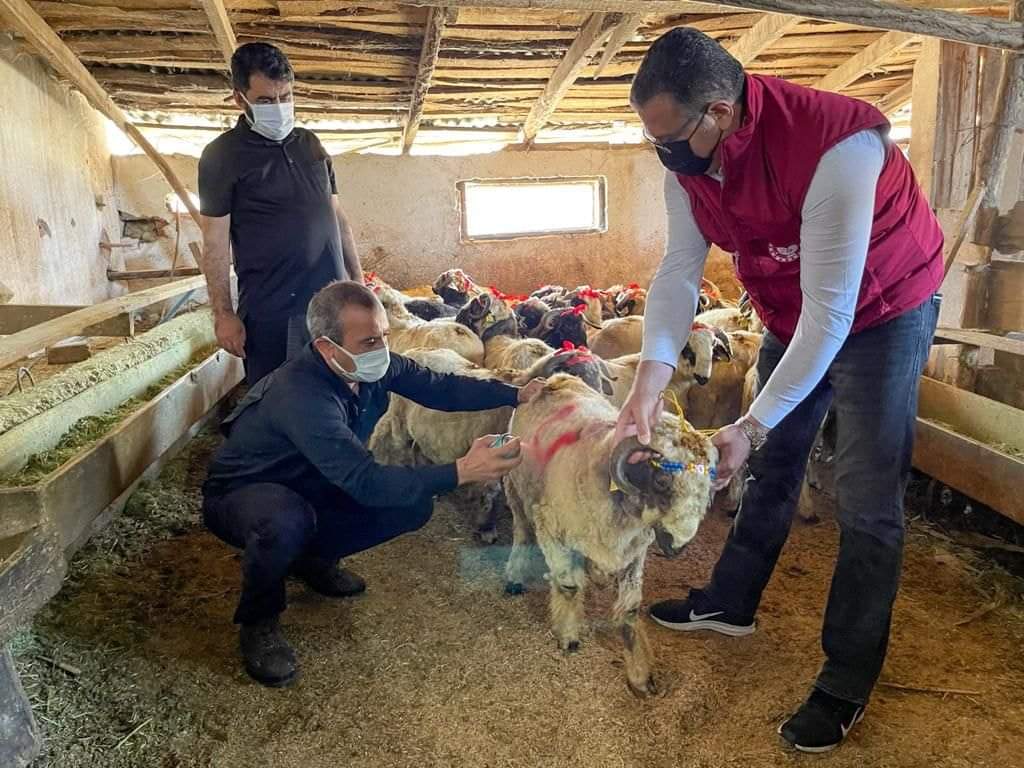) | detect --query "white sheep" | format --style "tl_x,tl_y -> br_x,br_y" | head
686,330 -> 763,429
454,292 -> 552,371
600,325 -> 733,409
374,284 -> 486,365
503,374 -> 717,696
588,315 -> 643,359
369,347 -> 614,542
